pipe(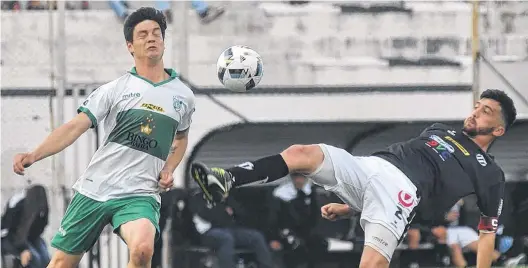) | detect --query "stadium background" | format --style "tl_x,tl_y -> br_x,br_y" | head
1,0 -> 527,267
